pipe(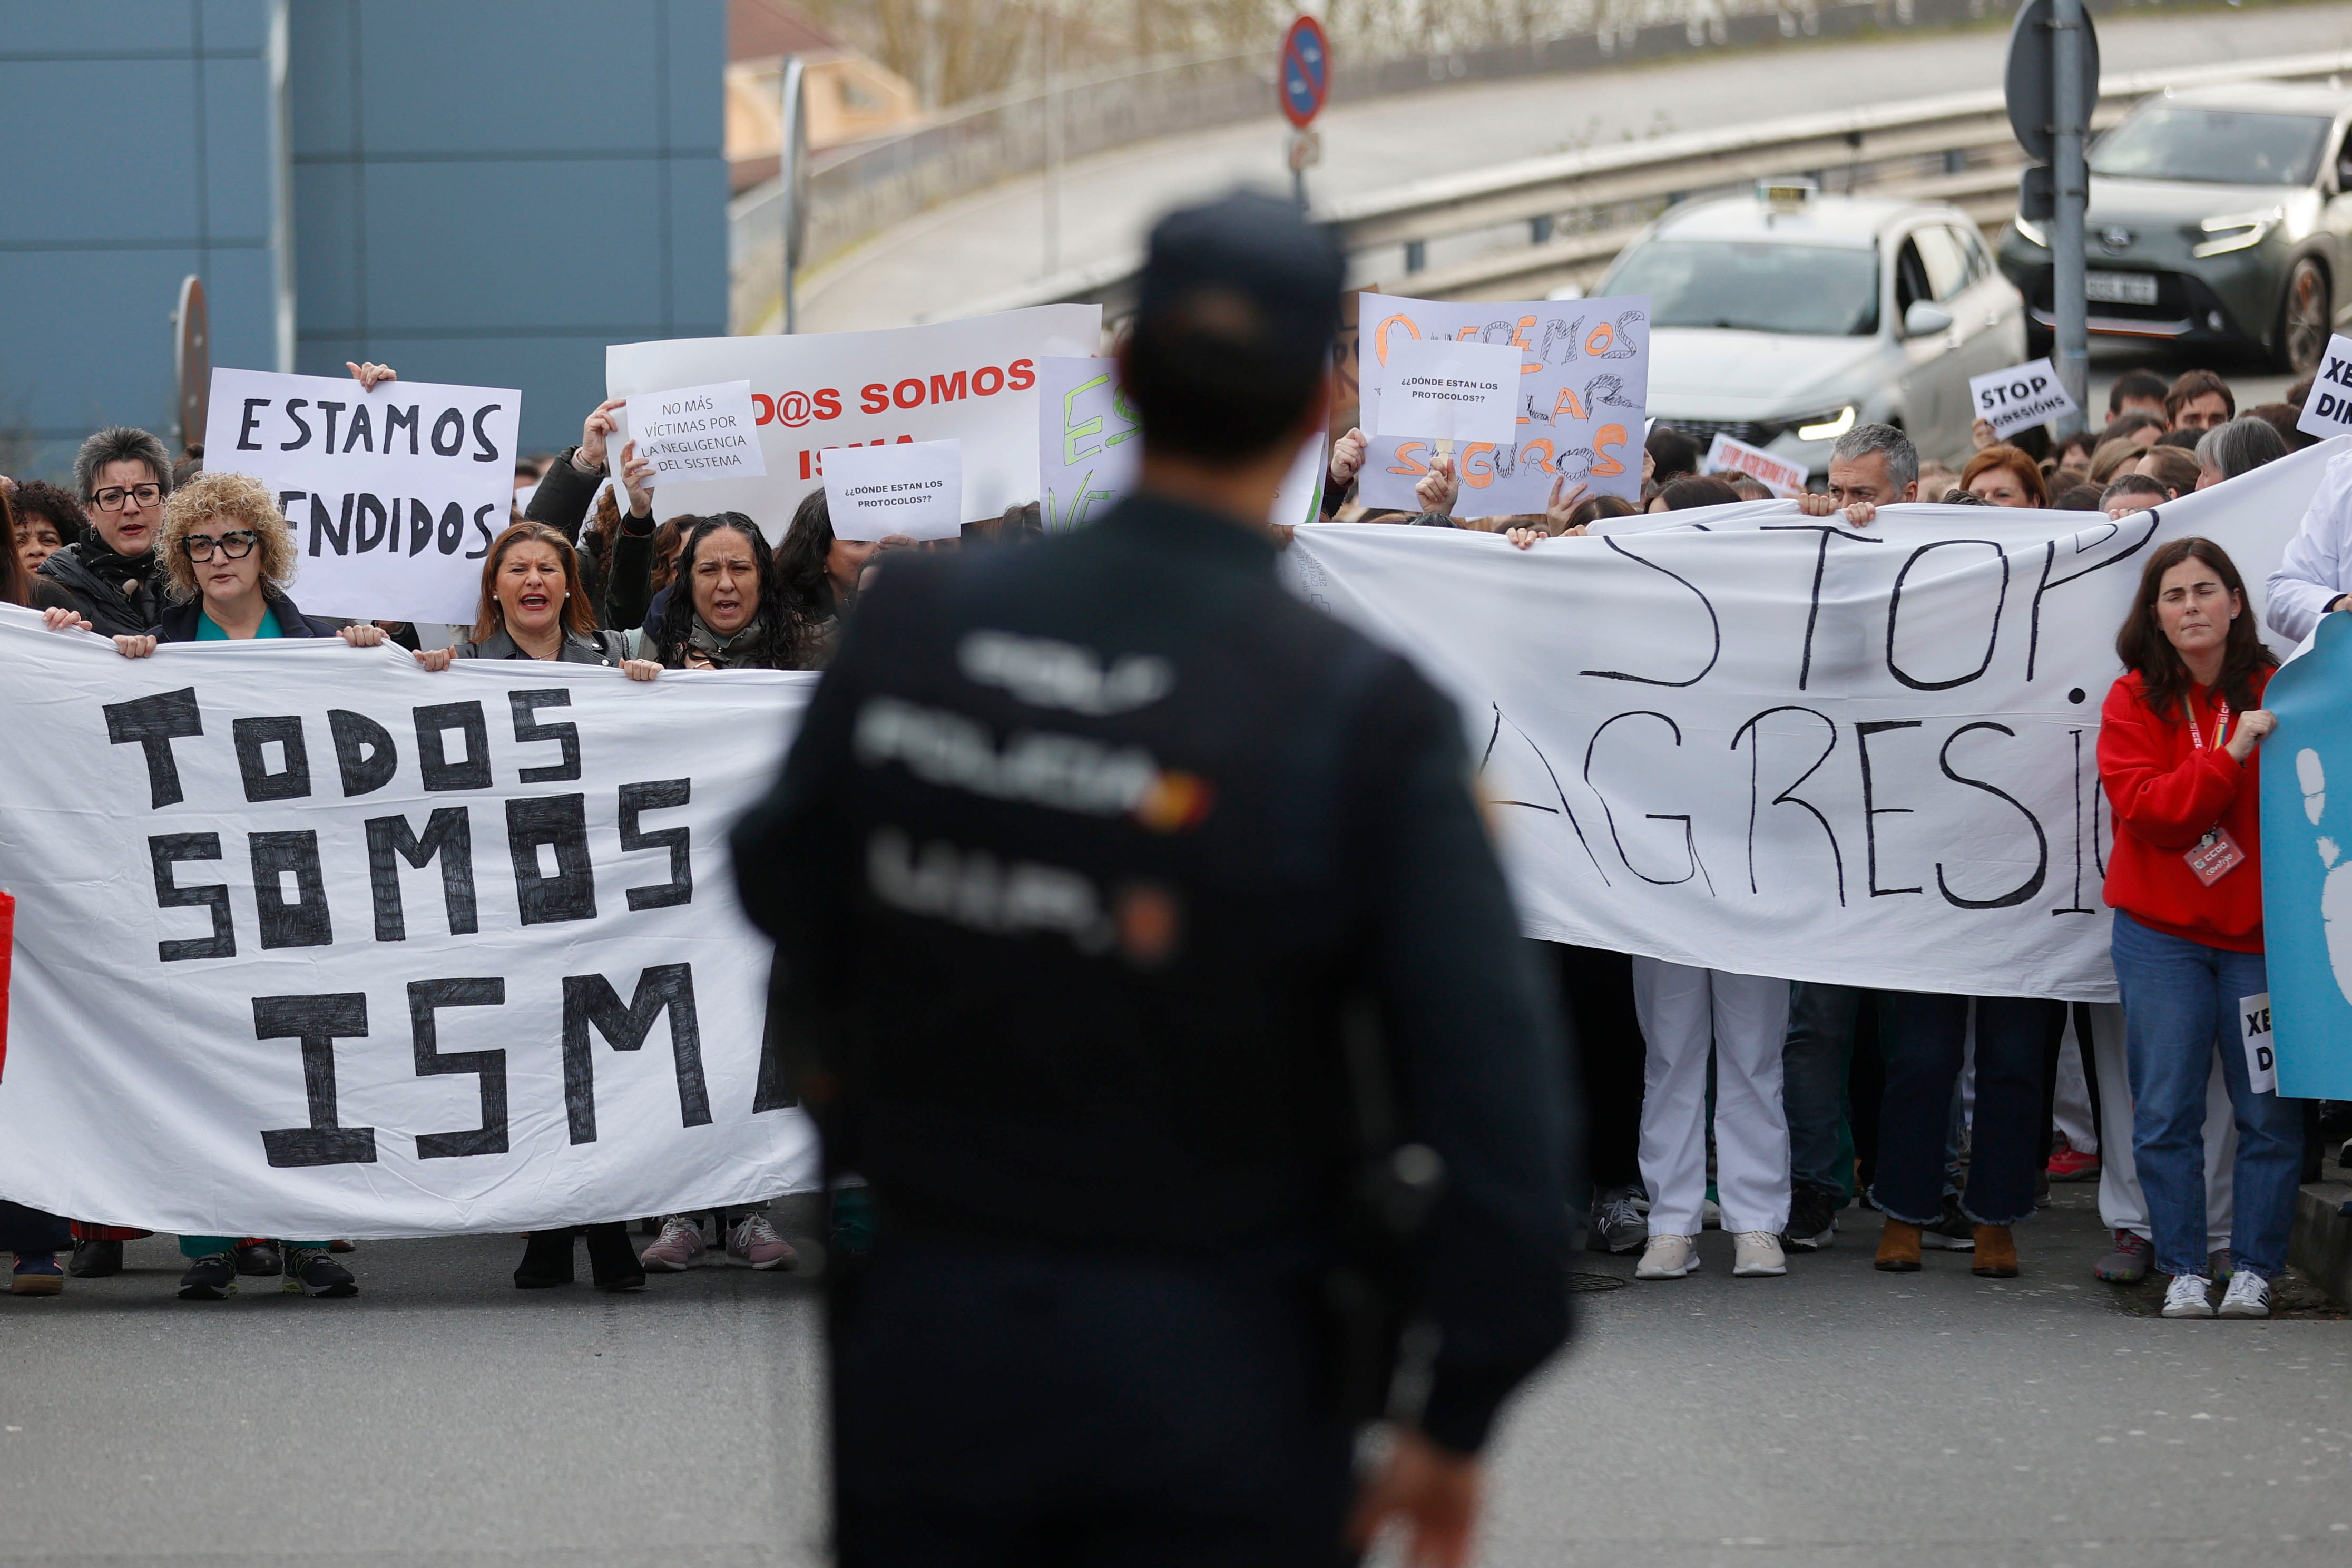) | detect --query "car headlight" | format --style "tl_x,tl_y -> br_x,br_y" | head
2192,207 -> 2282,258
2012,214 -> 2049,249
1795,406 -> 1857,442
